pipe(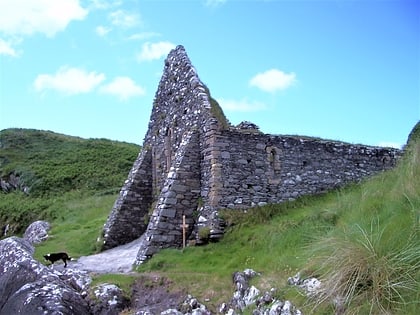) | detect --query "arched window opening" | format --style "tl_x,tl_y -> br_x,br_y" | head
266,145 -> 281,184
